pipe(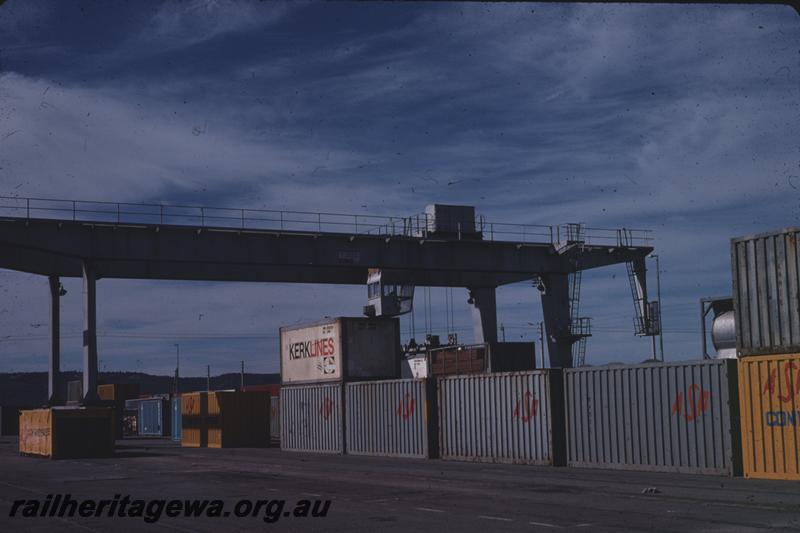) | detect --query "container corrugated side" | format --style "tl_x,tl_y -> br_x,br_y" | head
437,371 -> 564,465
346,378 -> 436,459
564,360 -> 741,476
281,384 -> 344,454
732,229 -> 800,356
270,396 -> 280,443
738,353 -> 800,480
